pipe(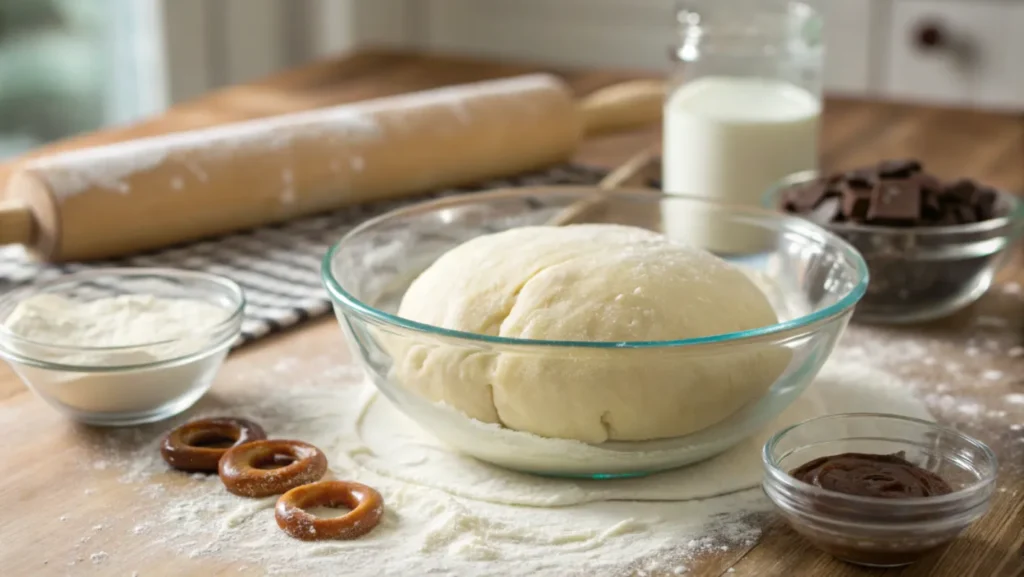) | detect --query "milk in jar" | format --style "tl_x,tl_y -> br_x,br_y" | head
662,0 -> 823,254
